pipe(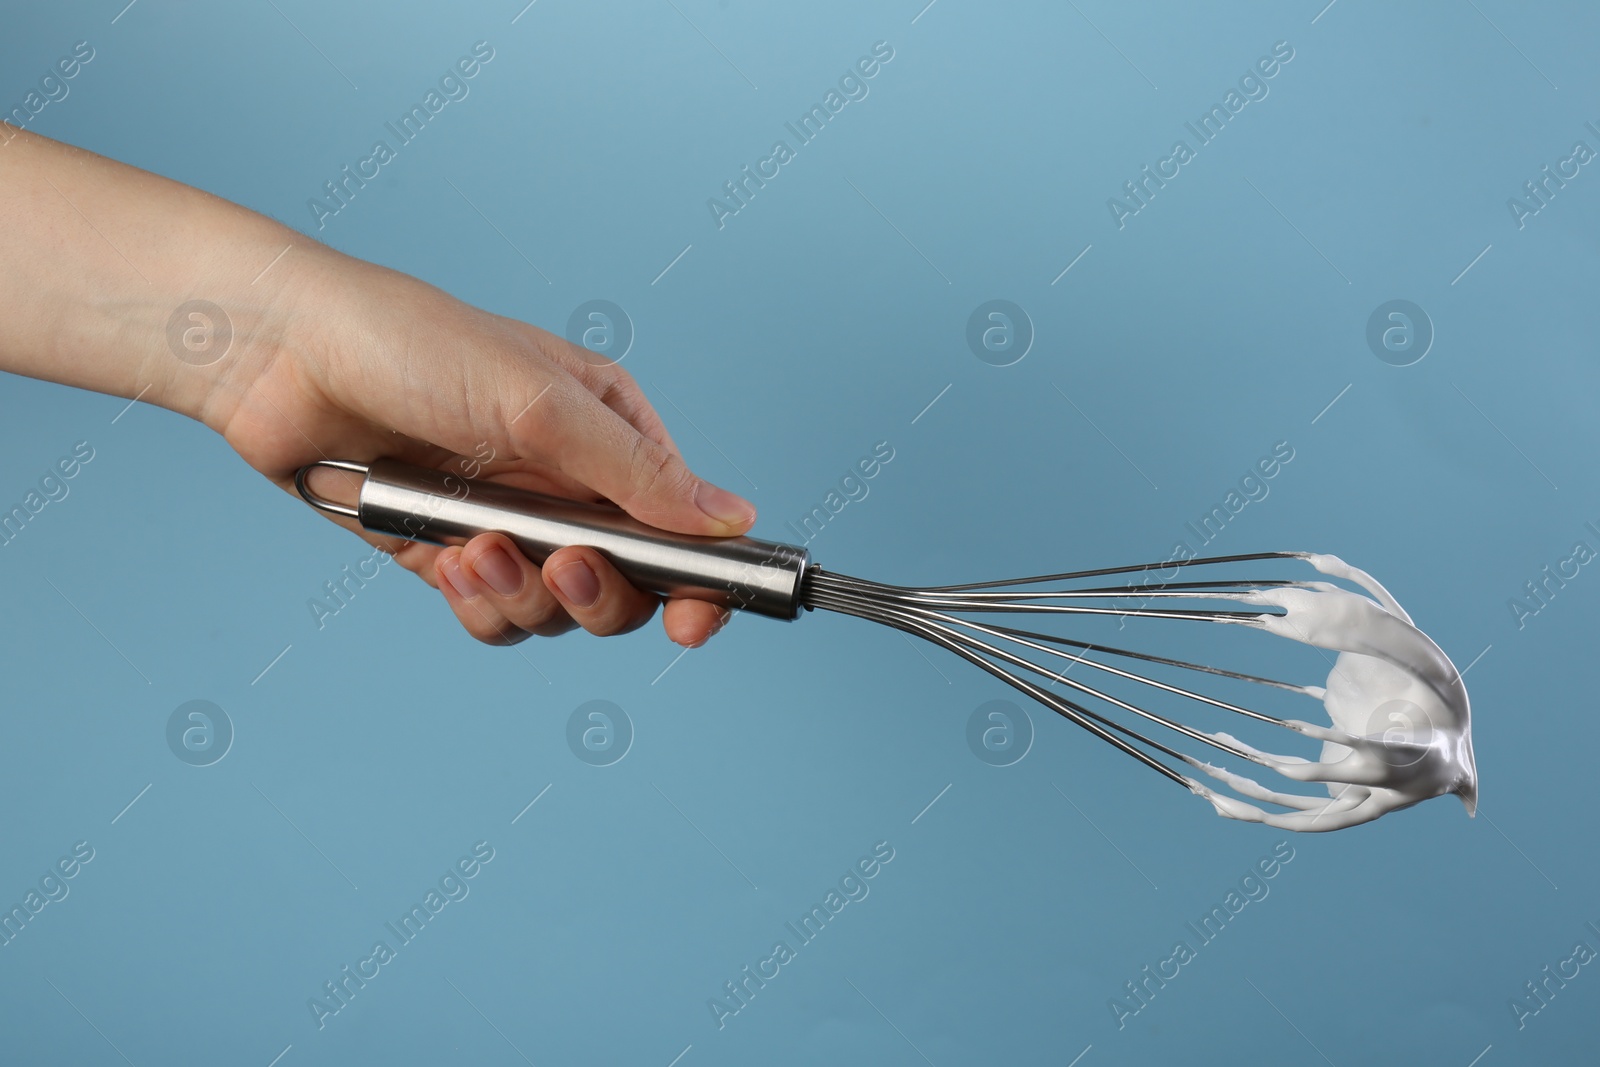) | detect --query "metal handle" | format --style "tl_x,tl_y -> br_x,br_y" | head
295,459 -> 811,620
